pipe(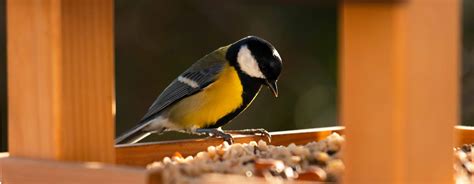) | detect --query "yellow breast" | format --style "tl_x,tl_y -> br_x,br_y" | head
167,64 -> 243,129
